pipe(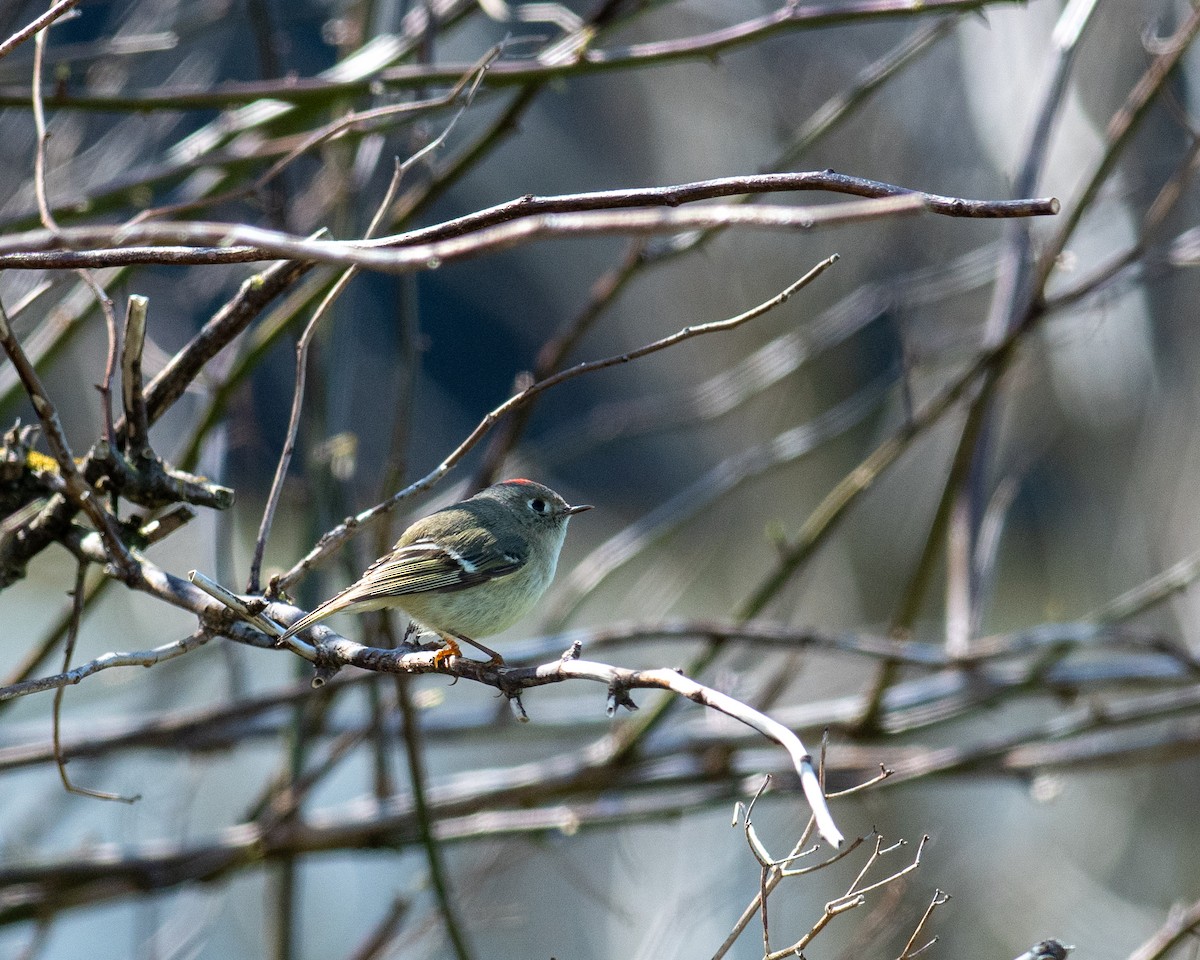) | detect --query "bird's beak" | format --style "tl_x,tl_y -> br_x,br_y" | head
566,503 -> 594,516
